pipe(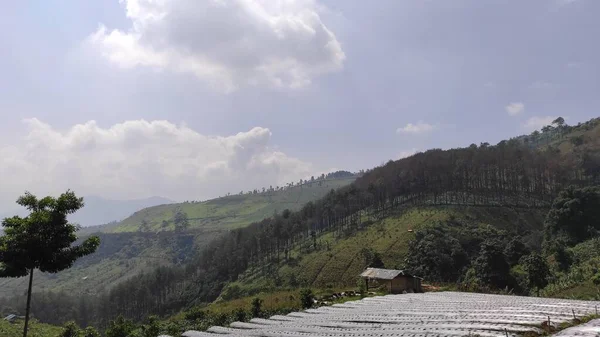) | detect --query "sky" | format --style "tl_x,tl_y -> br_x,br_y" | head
0,0 -> 598,210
